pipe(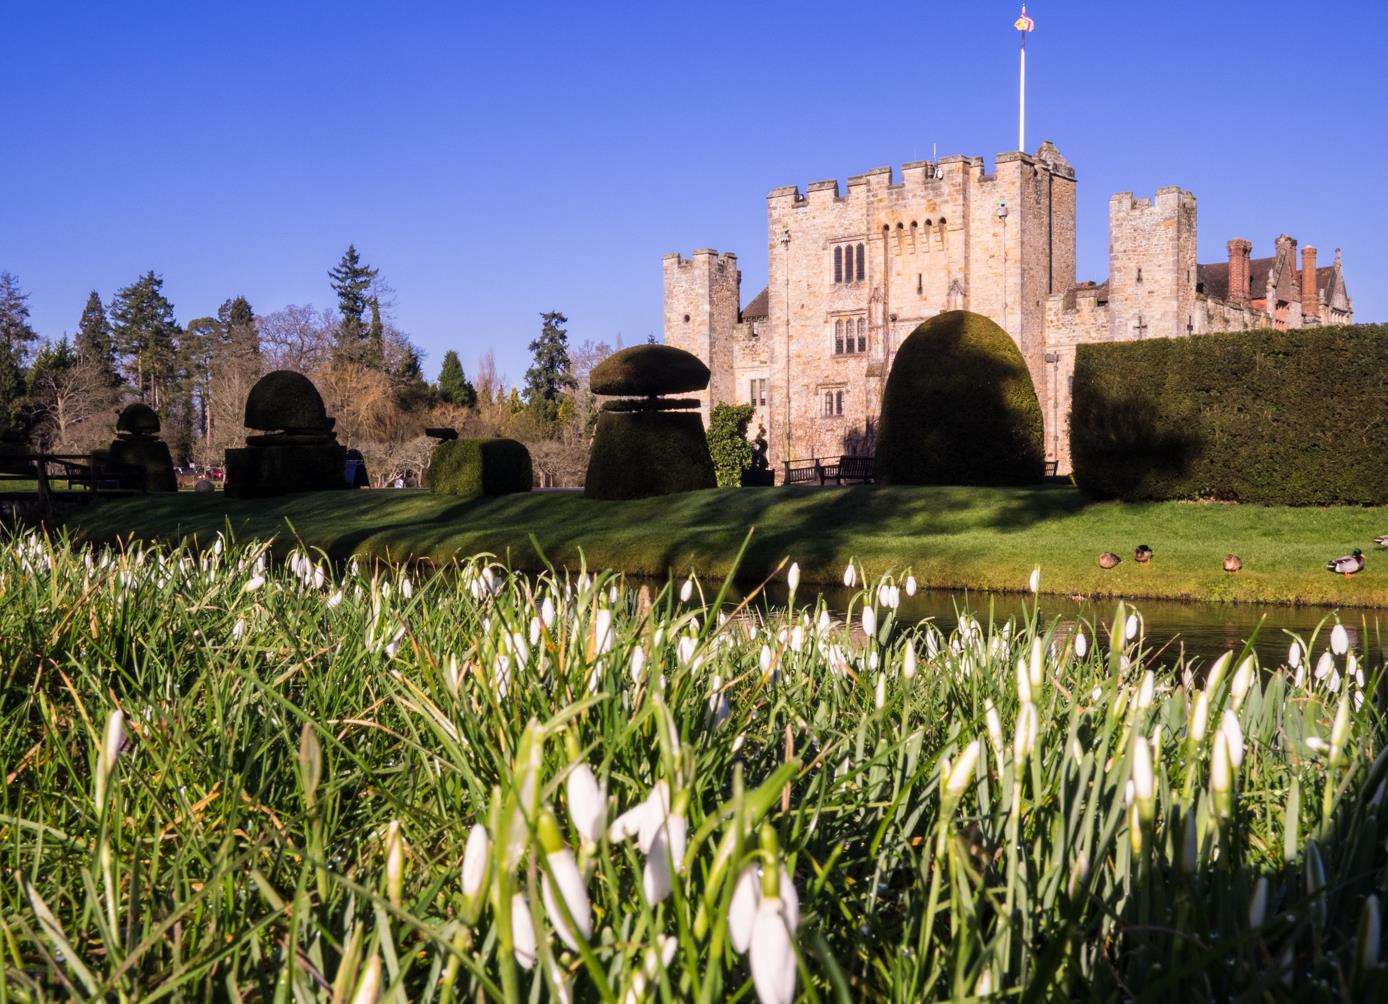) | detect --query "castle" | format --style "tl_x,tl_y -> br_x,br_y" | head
662,142 -> 1353,475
